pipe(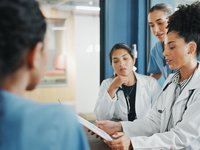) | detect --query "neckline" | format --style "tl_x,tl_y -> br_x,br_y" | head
122,84 -> 136,96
